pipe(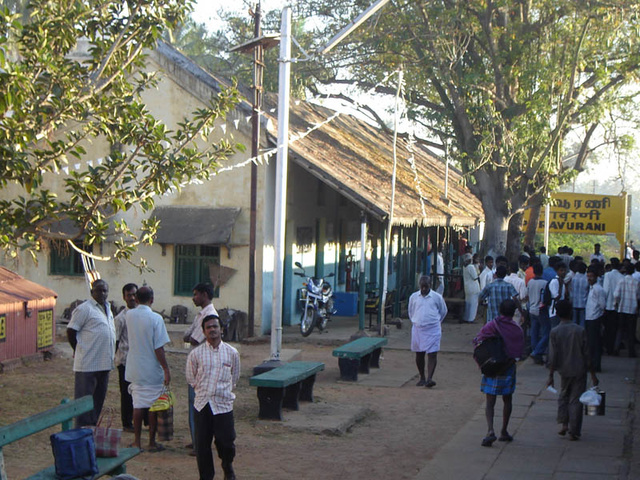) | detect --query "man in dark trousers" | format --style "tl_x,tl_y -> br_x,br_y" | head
547,300 -> 599,441
67,279 -> 115,427
187,315 -> 240,480
183,283 -> 218,455
114,282 -> 138,431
